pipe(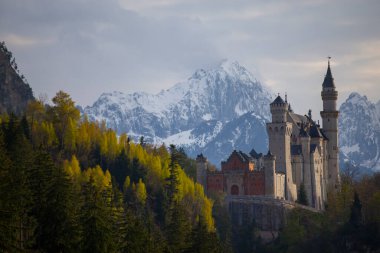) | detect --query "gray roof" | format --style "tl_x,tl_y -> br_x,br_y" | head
310,144 -> 318,153
249,148 -> 263,159
320,129 -> 329,141
299,127 -> 310,137
271,95 -> 286,105
322,62 -> 335,88
237,150 -> 252,162
309,124 -> 323,138
223,150 -> 253,163
289,113 -> 308,125
265,150 -> 274,157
